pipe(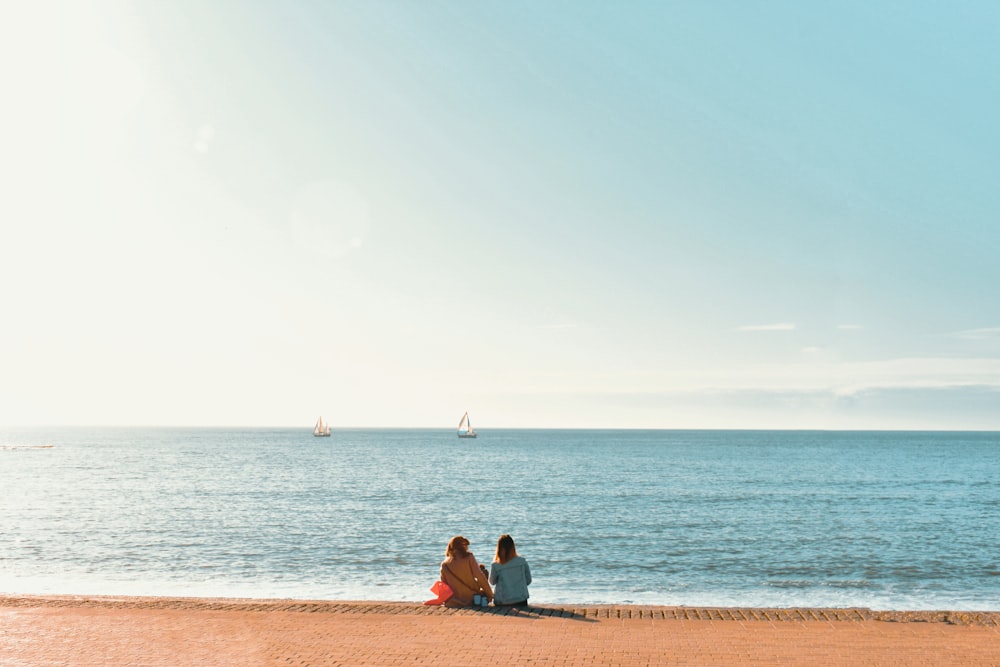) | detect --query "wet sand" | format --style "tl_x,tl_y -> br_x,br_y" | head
1,595 -> 997,665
